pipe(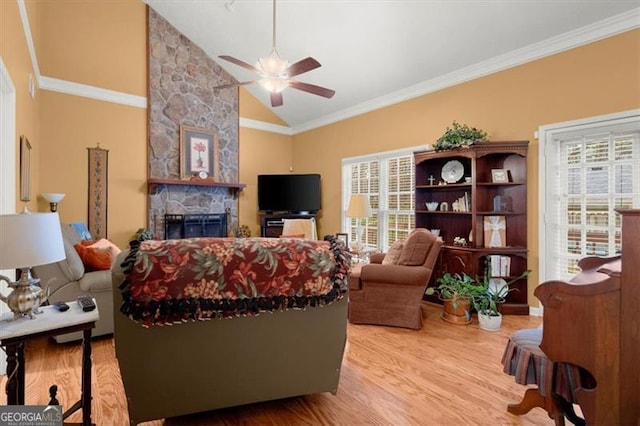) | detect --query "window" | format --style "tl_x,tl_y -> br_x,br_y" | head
540,111 -> 640,281
342,146 -> 423,251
